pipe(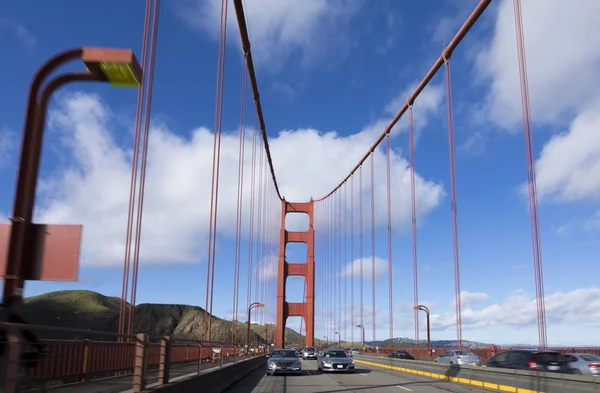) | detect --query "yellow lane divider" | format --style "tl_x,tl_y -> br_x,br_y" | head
354,359 -> 544,393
